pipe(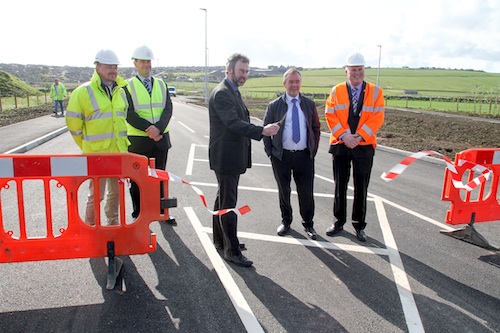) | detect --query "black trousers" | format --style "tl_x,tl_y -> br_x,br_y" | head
331,144 -> 374,230
129,144 -> 168,219
271,149 -> 315,227
212,172 -> 241,257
